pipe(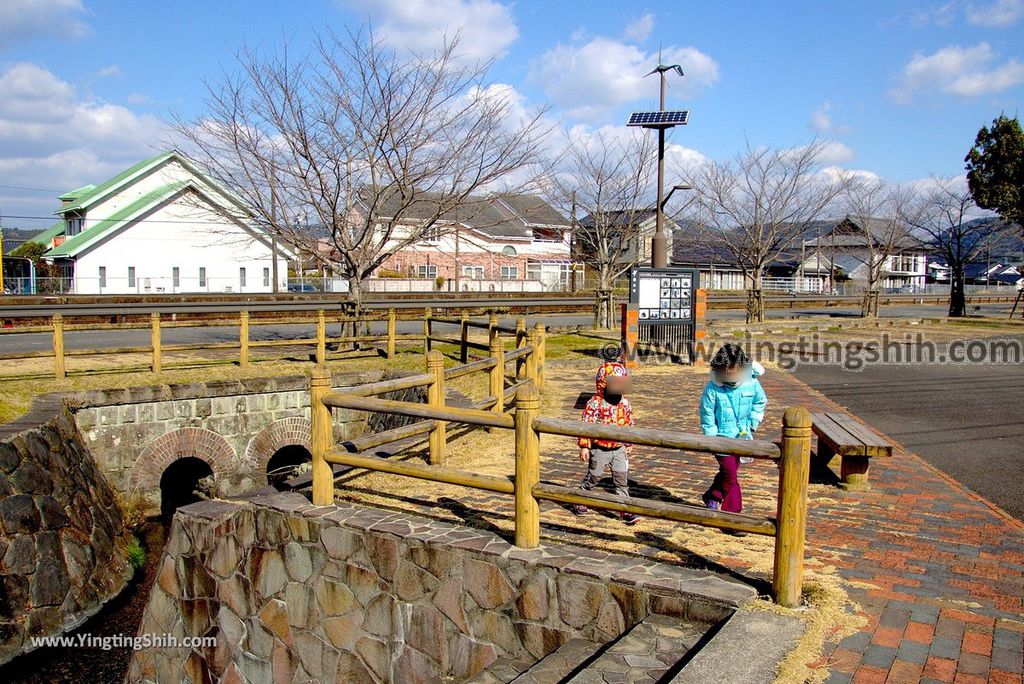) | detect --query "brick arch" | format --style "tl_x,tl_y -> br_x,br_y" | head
129,428 -> 236,492
243,417 -> 312,472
